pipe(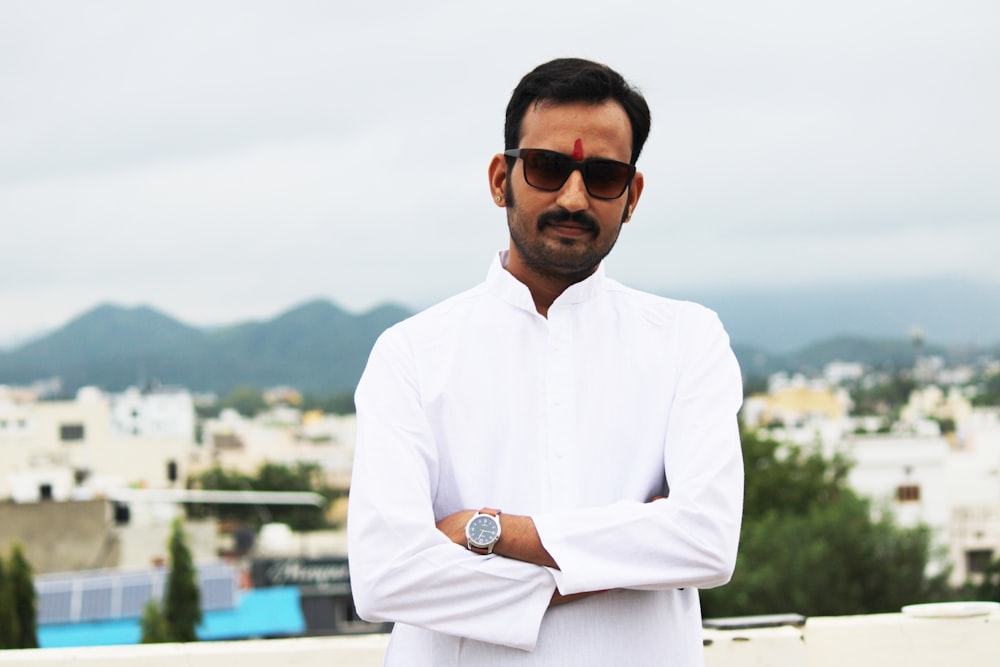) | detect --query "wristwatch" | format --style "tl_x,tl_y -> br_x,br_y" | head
465,507 -> 502,554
